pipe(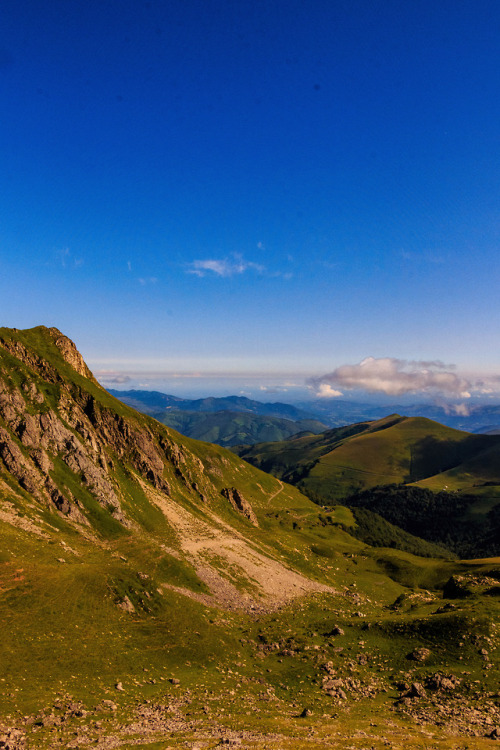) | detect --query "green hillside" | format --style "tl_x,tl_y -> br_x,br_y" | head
236,414 -> 500,502
235,414 -> 500,557
141,407 -> 326,447
1,327 -> 500,749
